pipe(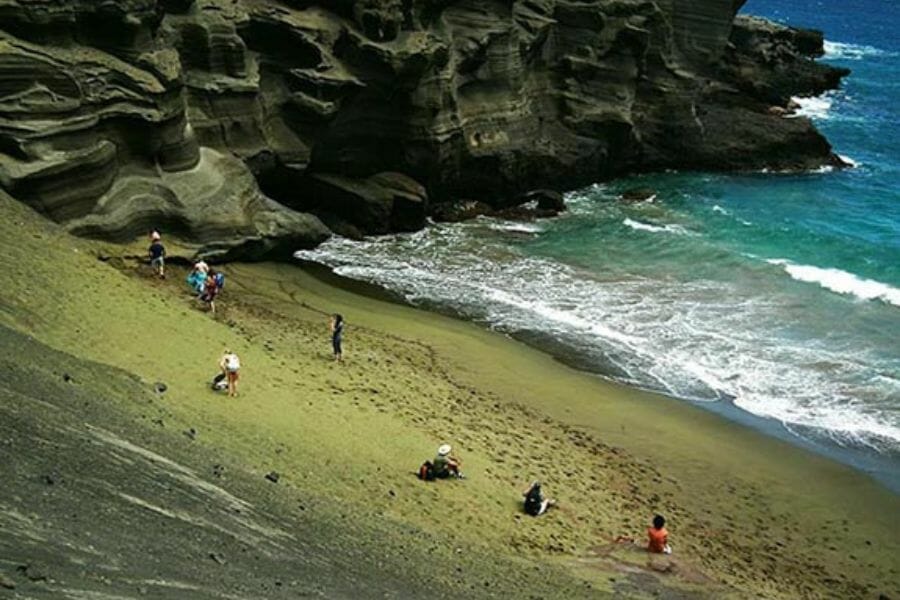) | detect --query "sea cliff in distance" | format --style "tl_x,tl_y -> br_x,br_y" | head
1,0 -> 847,254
